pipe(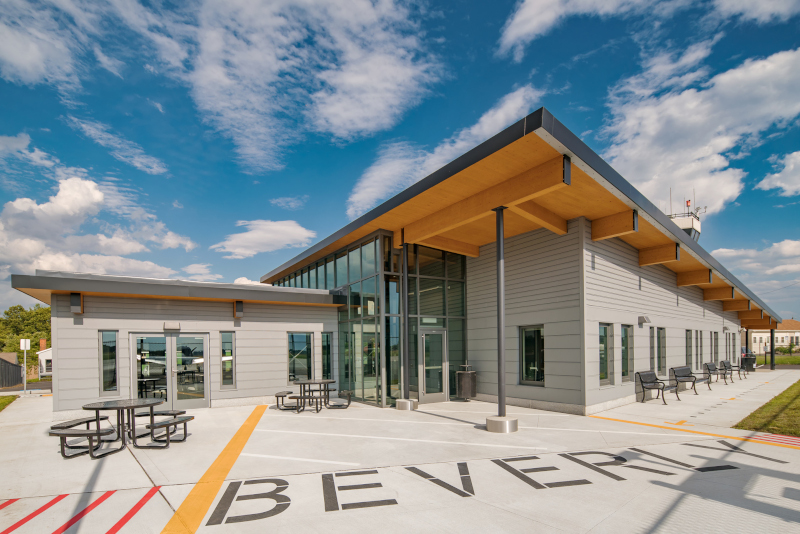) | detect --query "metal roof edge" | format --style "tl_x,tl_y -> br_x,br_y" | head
536,108 -> 782,322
